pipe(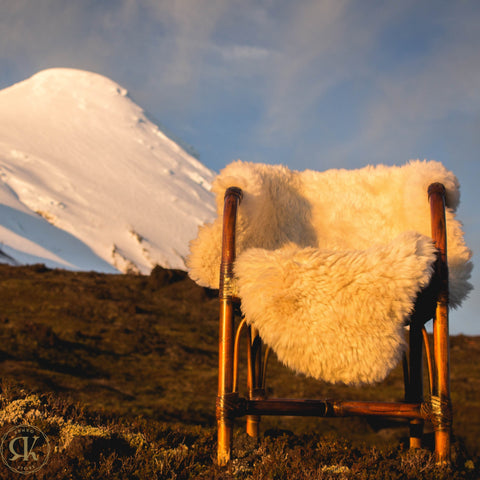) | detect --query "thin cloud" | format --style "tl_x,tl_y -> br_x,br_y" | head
253,2 -> 410,143
333,6 -> 480,166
